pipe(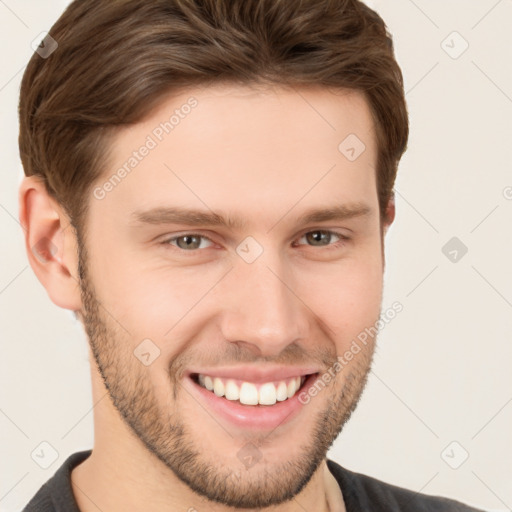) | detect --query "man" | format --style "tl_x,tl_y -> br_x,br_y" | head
18,0 -> 483,510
